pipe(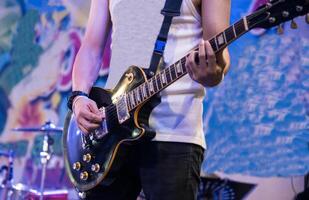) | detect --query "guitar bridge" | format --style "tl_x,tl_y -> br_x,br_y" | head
115,94 -> 130,124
